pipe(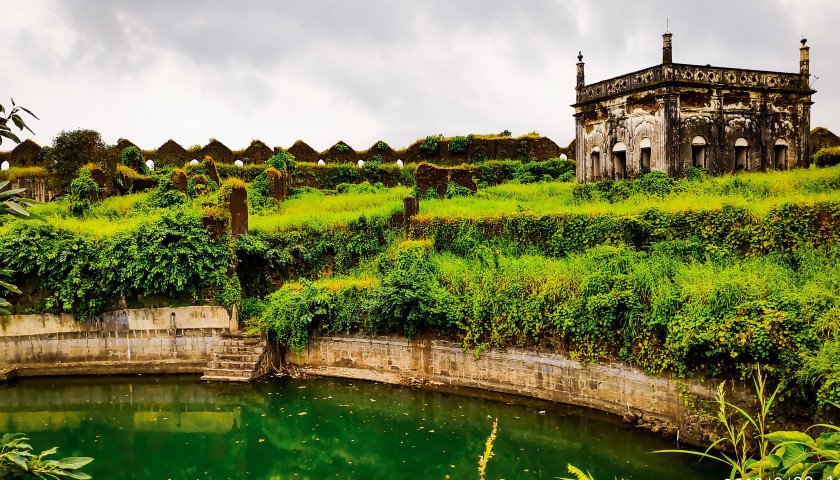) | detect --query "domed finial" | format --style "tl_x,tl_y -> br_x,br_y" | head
577,51 -> 583,62
801,38 -> 807,46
